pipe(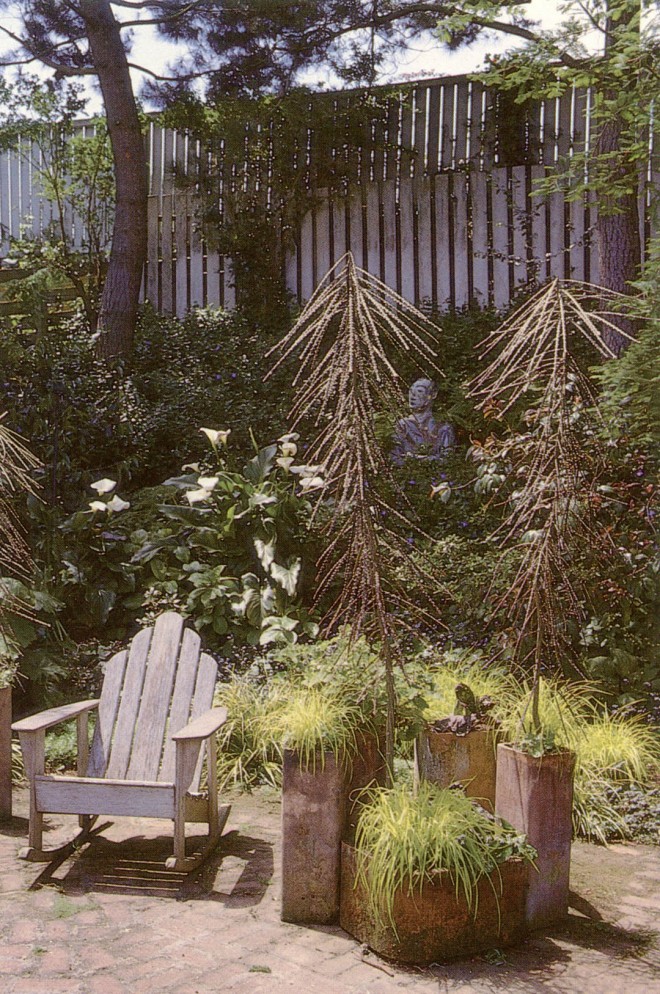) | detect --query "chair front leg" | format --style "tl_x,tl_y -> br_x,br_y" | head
207,732 -> 218,840
18,729 -> 45,855
171,738 -> 201,869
